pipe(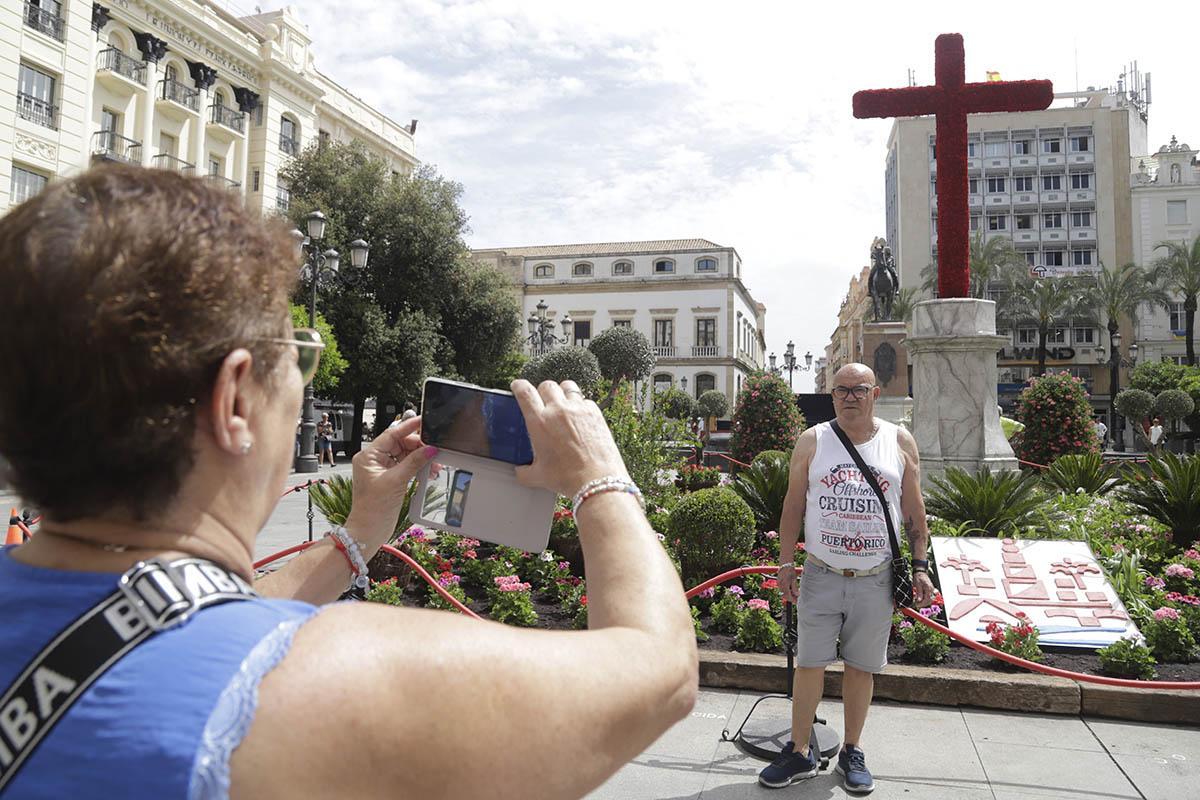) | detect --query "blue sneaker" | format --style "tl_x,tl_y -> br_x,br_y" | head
836,744 -> 875,794
758,740 -> 819,788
